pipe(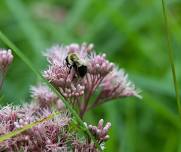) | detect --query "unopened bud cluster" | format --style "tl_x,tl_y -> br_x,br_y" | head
88,119 -> 111,144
